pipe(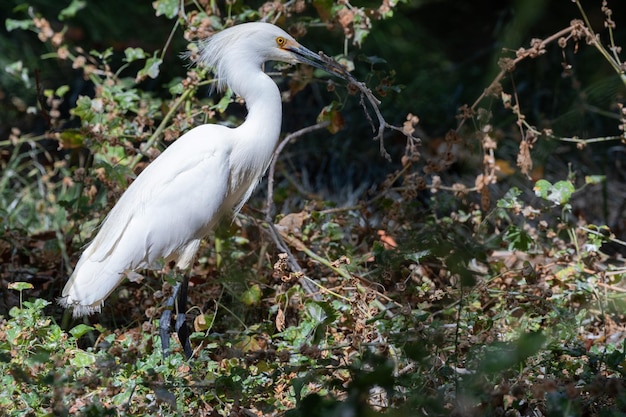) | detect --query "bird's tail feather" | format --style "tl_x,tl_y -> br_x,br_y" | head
59,248 -> 132,317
